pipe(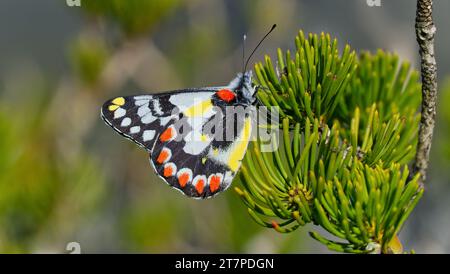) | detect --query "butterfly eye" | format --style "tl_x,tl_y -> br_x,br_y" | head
216,89 -> 236,102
